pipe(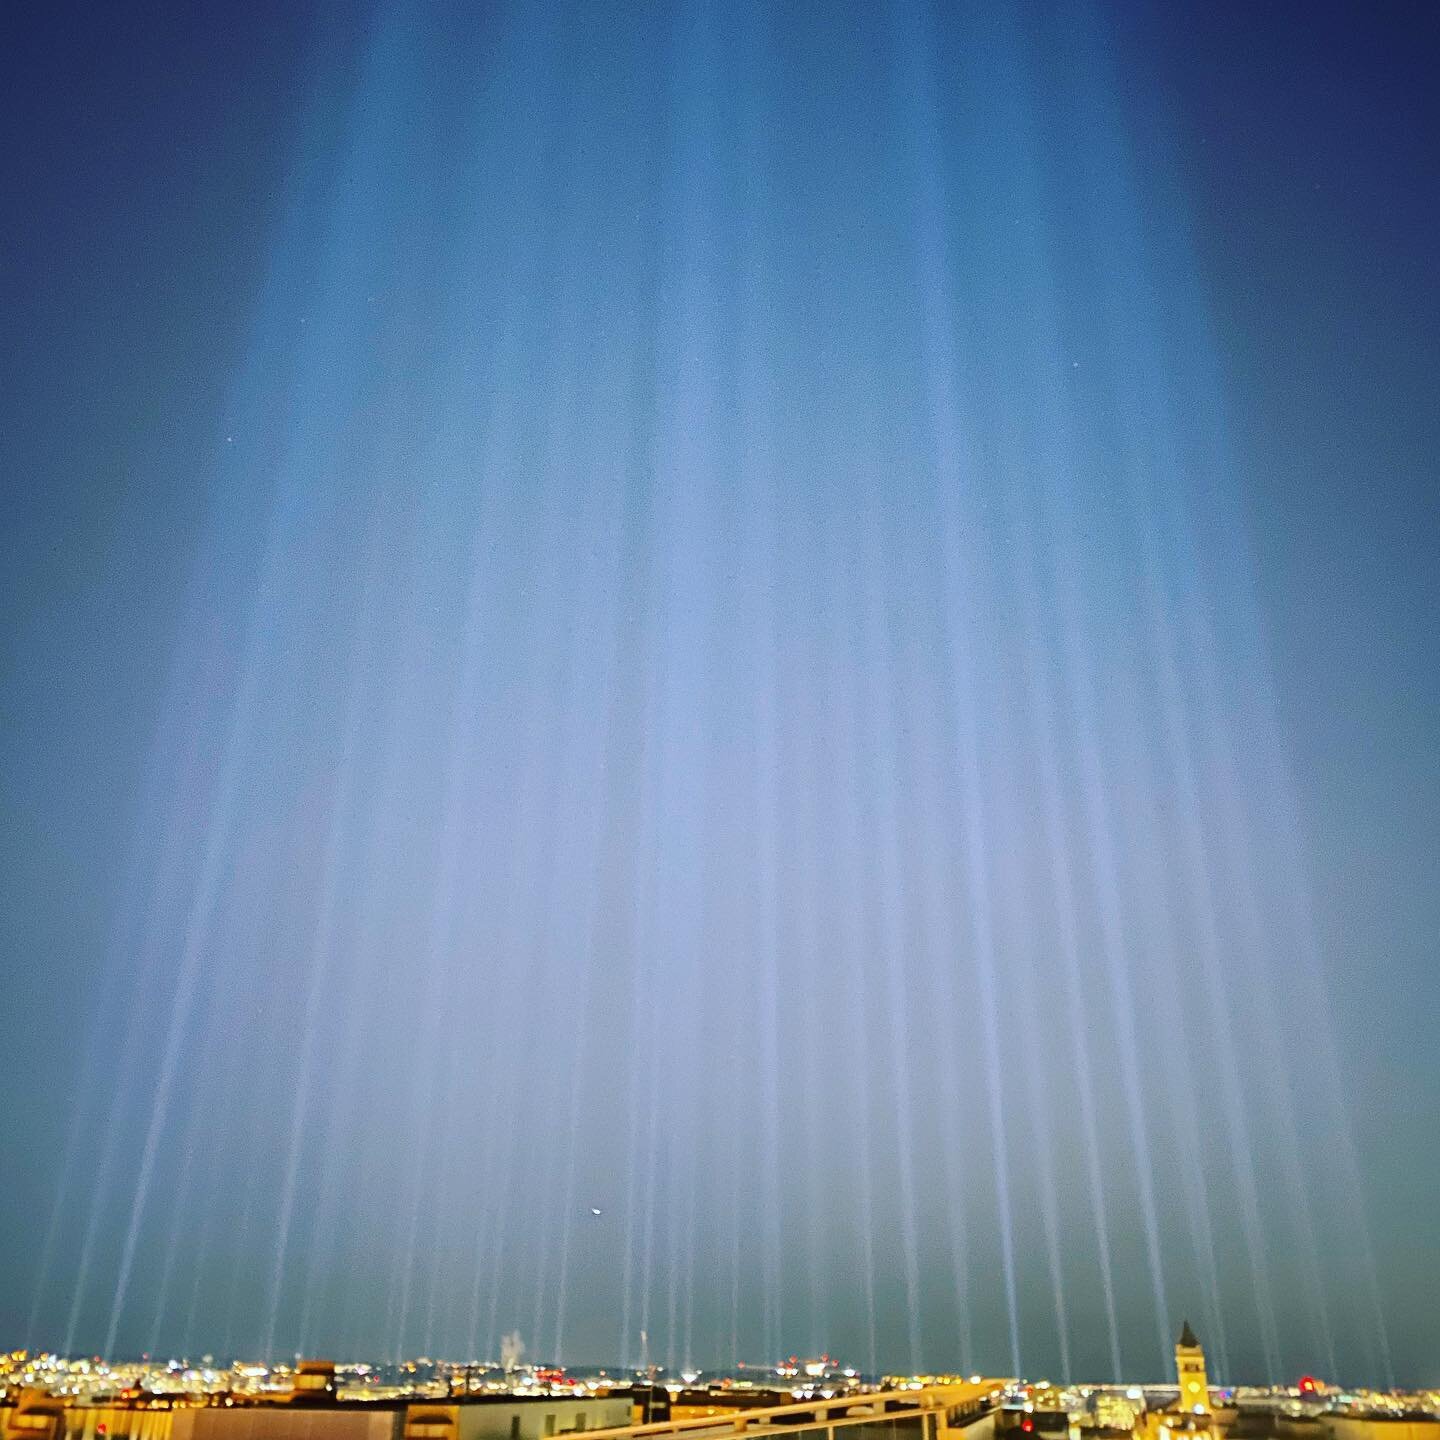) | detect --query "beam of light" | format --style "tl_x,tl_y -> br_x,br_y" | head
548,543 -> 629,1366
969,13 -> 1133,1373
1053,14 -> 1283,1373
261,534 -> 369,1361
296,502 -> 413,1360
540,219 -> 654,1366
1259,742 -> 1397,1387
44,7 -> 360,1355
1138,186 -> 1392,1384
1142,363 -> 1341,1376
25,694 -> 172,1357
734,8 -> 788,1373
101,510 -> 281,1361
993,637 -> 1074,1386
1041,385 -> 1174,1376
146,944 -> 230,1357
59,710 -> 210,1358
1005,468 -> 1122,1381
857,483 -> 924,1377
512,132 -> 612,1376
910,683 -> 976,1378
94,0 -> 414,1358
895,7 -> 1021,1377
825,514 -> 883,1379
